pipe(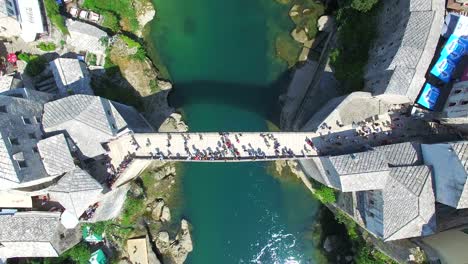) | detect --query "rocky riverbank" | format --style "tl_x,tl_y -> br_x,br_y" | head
96,2 -> 192,261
